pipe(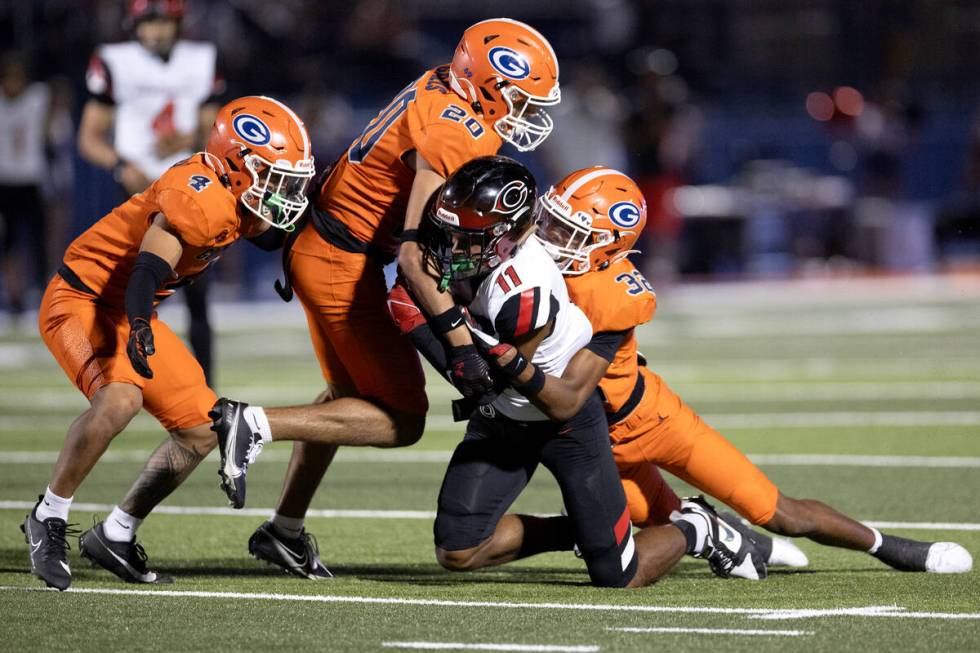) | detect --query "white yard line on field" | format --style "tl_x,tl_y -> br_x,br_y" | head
0,501 -> 978,531
1,586 -> 978,621
2,450 -> 980,468
609,627 -> 812,637
6,380 -> 980,411
4,411 -> 980,432
2,451 -> 980,468
382,643 -> 598,652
